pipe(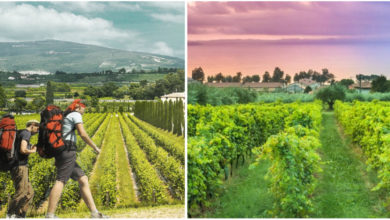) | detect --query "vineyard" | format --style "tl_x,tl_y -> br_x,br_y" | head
335,100 -> 390,194
189,99 -> 390,218
0,112 -> 184,217
188,101 -> 323,217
